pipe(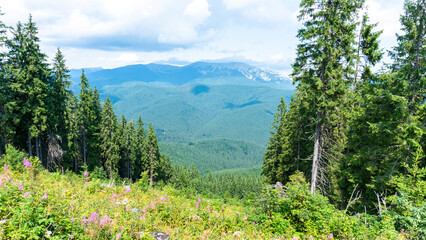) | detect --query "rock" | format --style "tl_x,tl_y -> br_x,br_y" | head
151,231 -> 170,240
